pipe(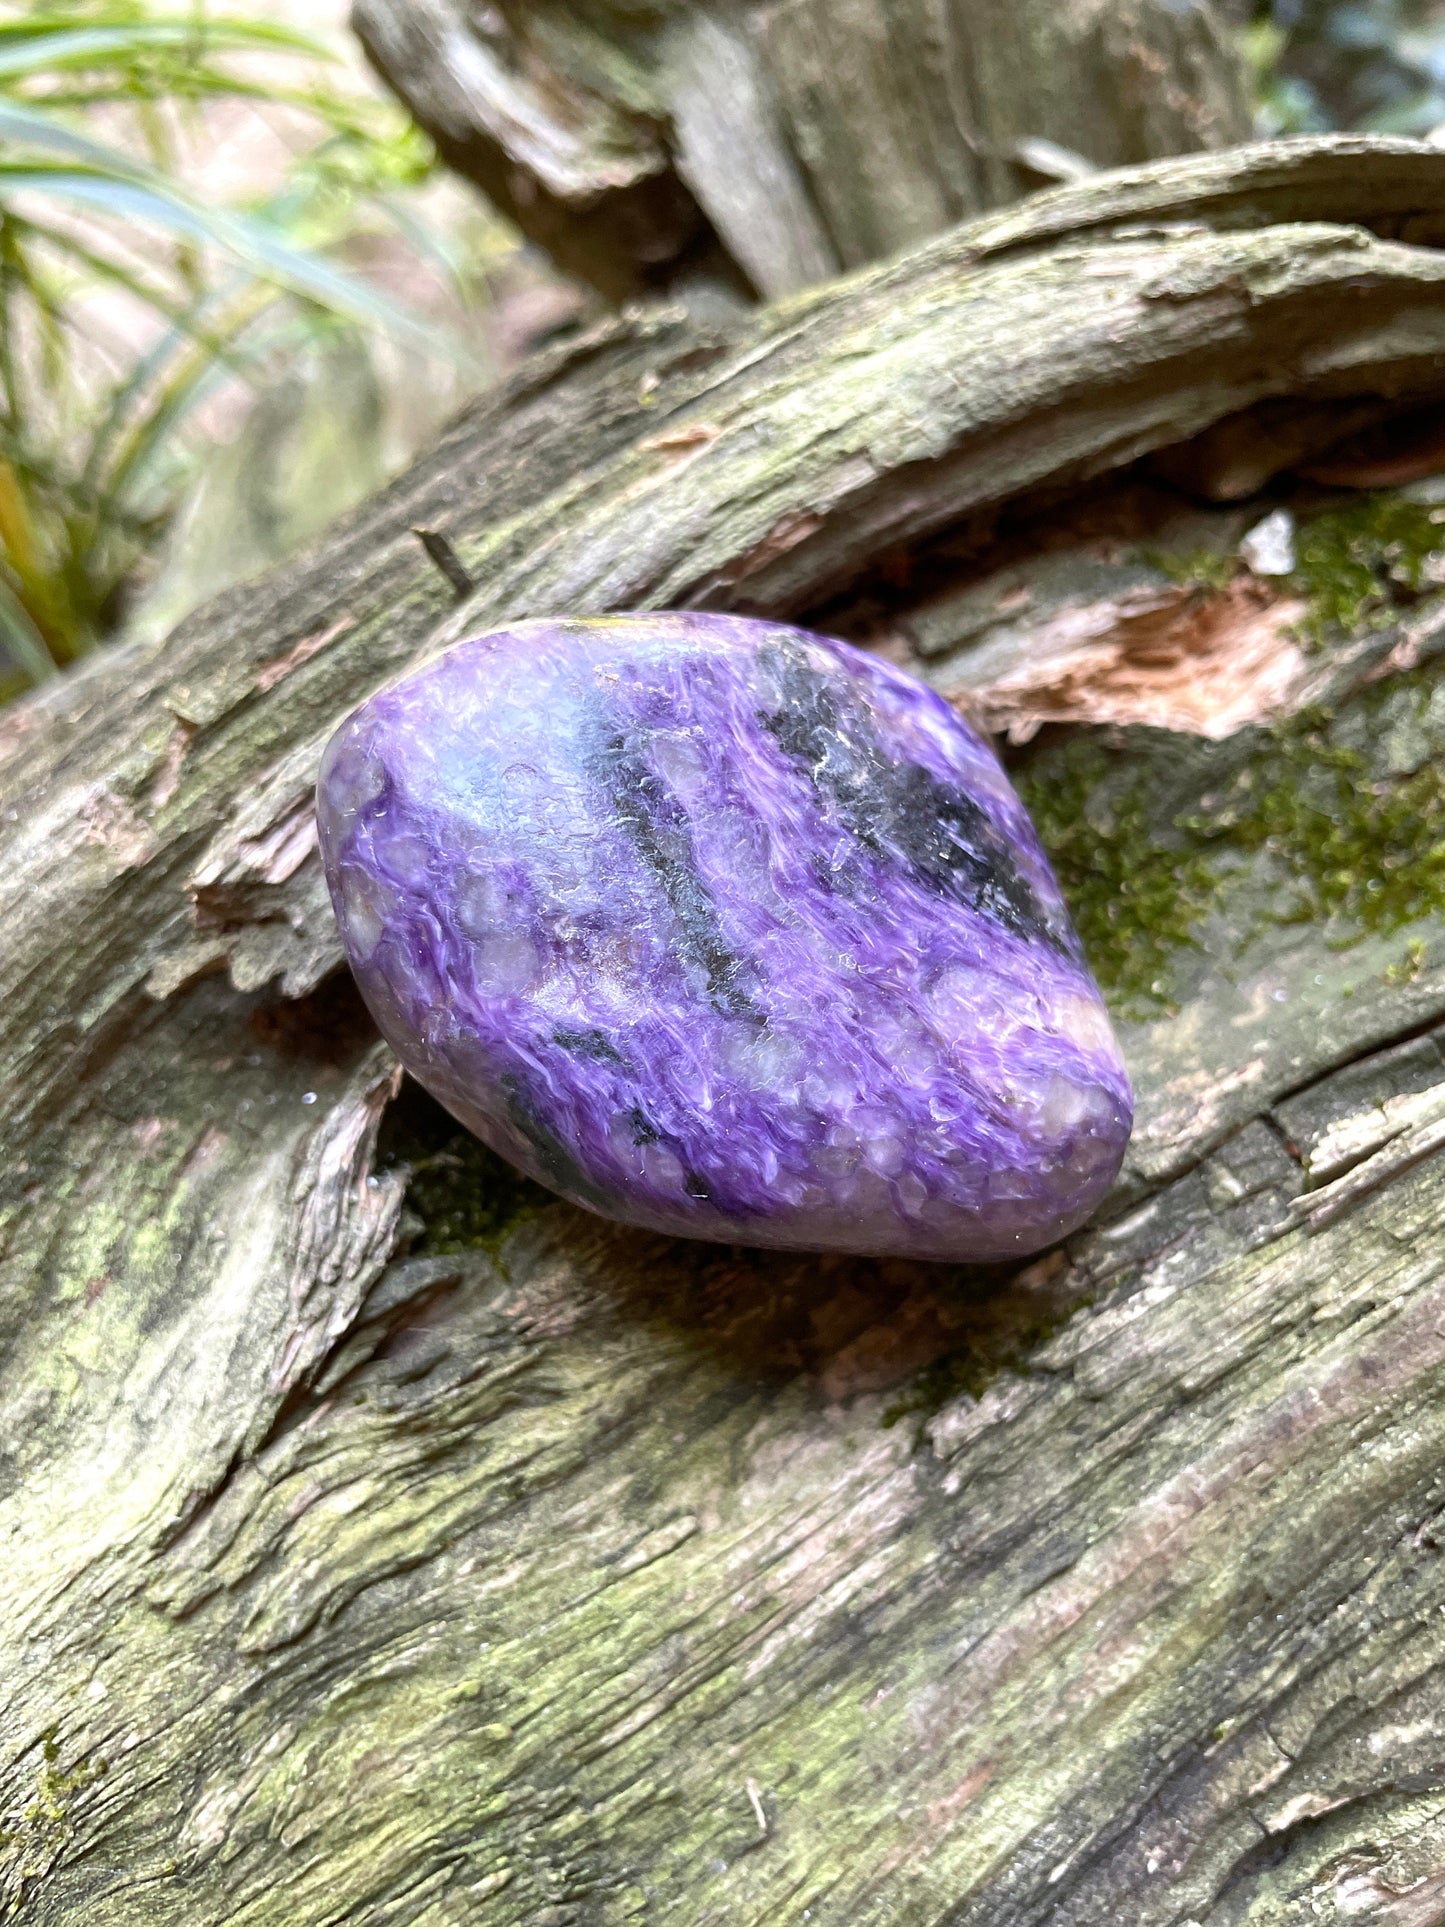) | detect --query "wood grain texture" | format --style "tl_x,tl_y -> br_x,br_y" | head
351,0 -> 1251,300
5,141 -> 1445,1924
